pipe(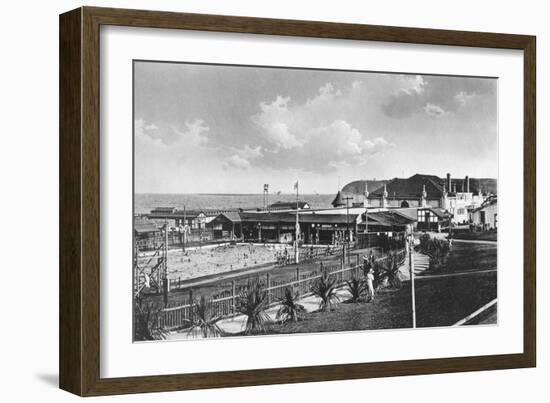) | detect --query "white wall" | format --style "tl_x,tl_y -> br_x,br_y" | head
0,0 -> 546,402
